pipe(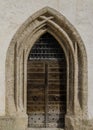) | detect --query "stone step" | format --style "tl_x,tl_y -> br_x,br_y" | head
26,128 -> 64,130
